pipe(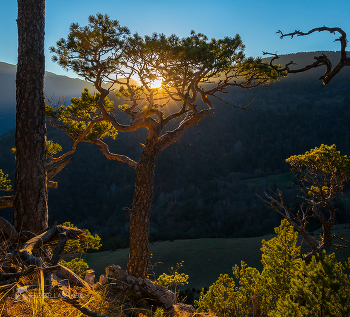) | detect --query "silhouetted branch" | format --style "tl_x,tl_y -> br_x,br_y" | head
265,26 -> 350,85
